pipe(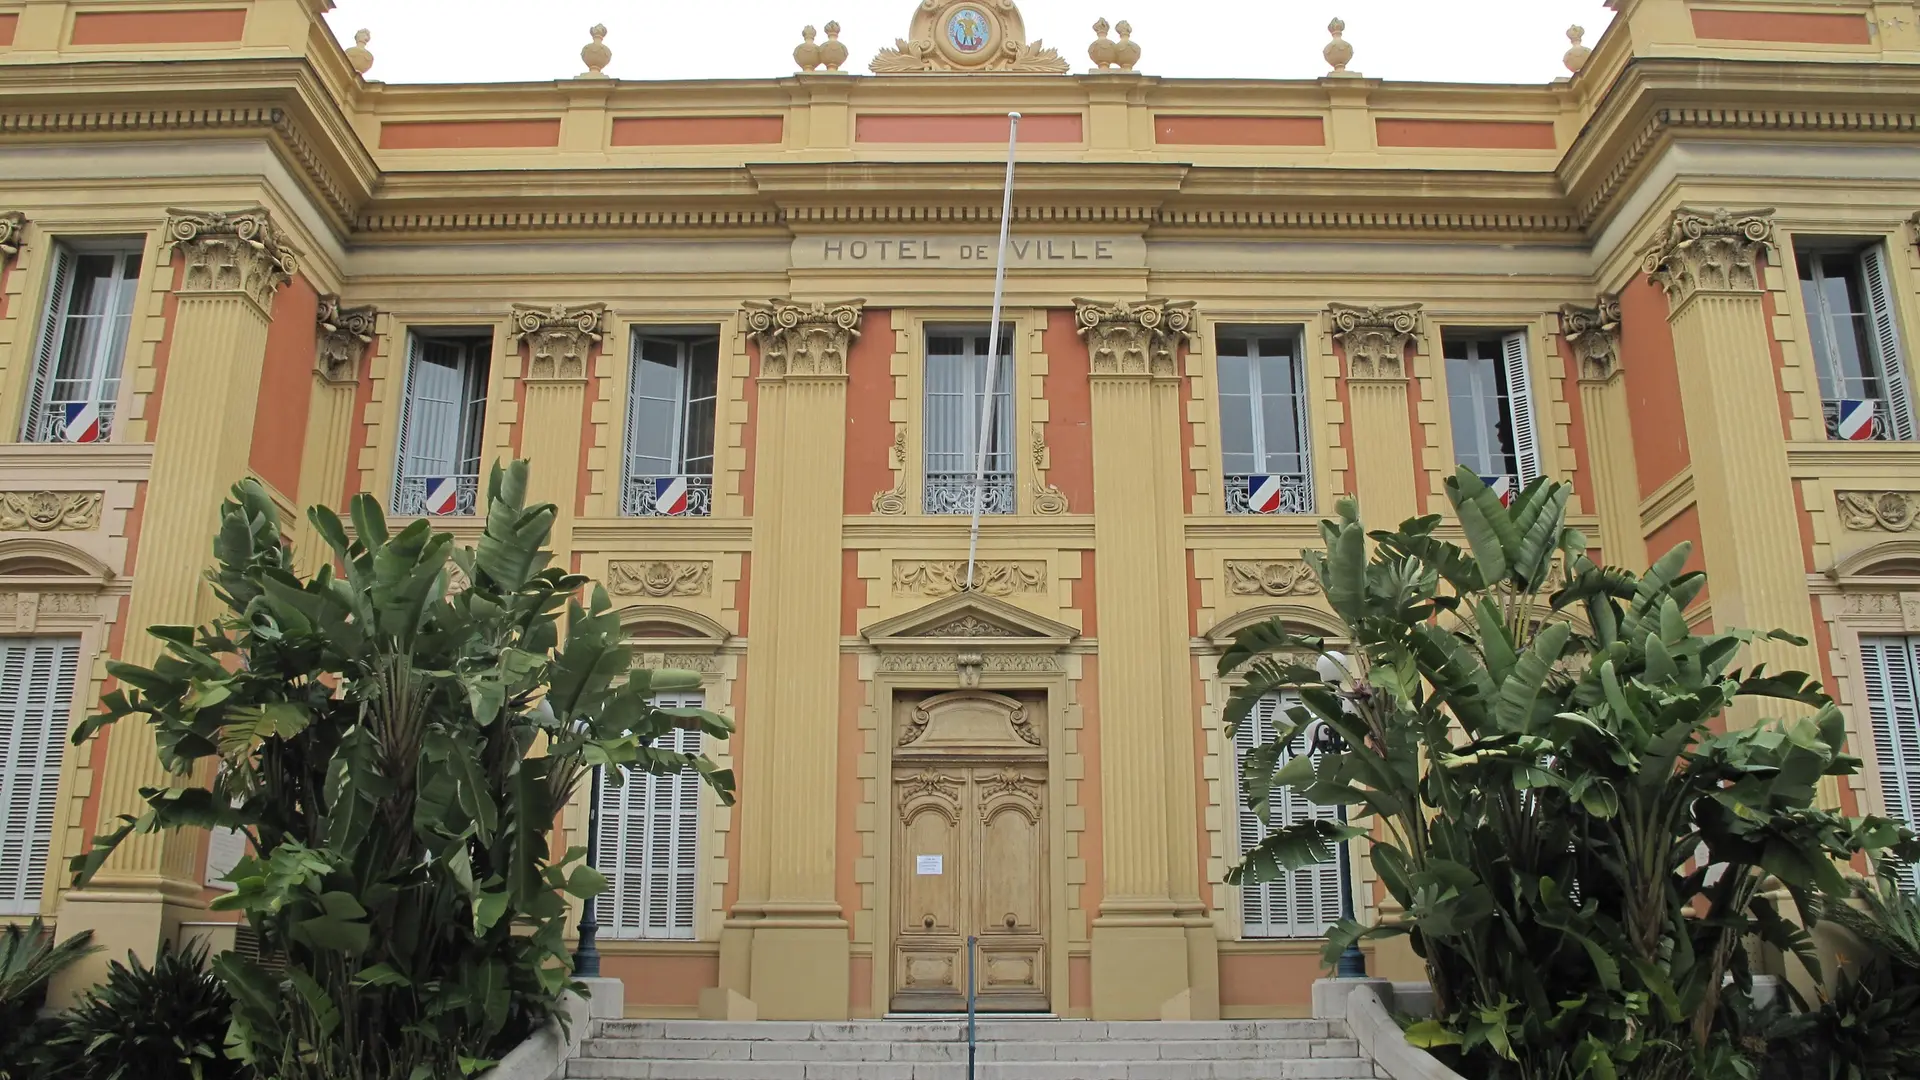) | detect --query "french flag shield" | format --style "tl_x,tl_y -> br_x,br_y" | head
654,475 -> 690,516
1836,399 -> 1877,442
1482,475 -> 1516,508
62,401 -> 102,444
423,477 -> 459,516
1245,475 -> 1285,515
